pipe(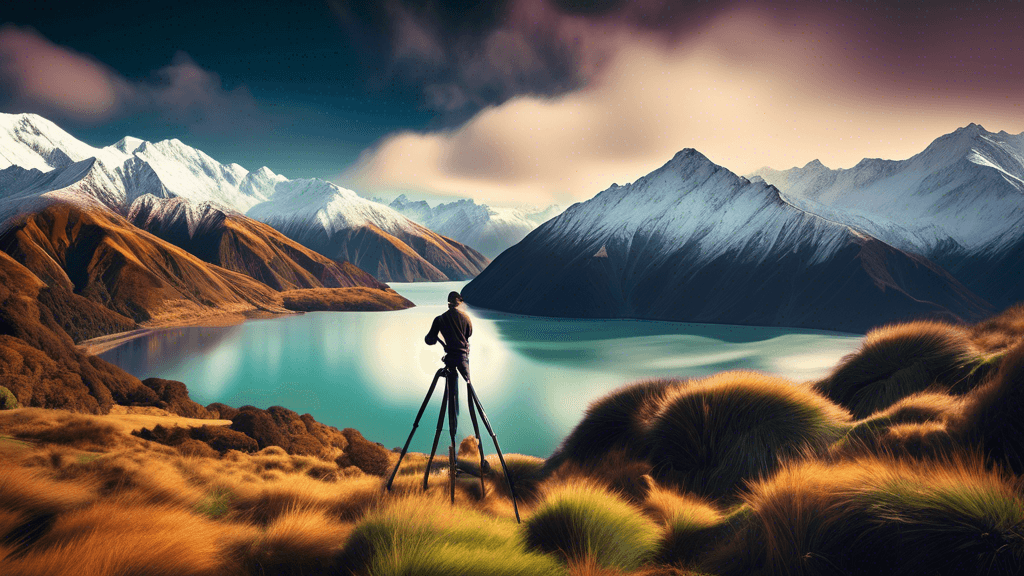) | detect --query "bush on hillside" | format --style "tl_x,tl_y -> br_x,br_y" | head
0,386 -> 18,410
